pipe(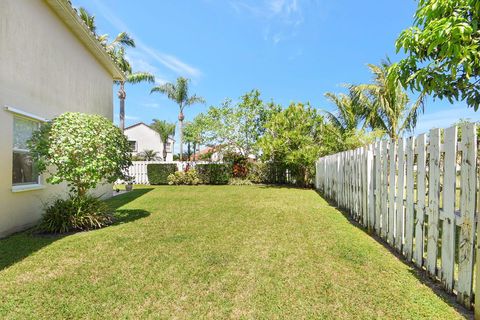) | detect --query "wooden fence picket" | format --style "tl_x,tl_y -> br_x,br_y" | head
441,126 -> 457,292
404,136 -> 415,261
427,128 -> 441,278
457,123 -> 477,307
388,140 -> 396,244
396,138 -> 405,252
414,134 -> 427,269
